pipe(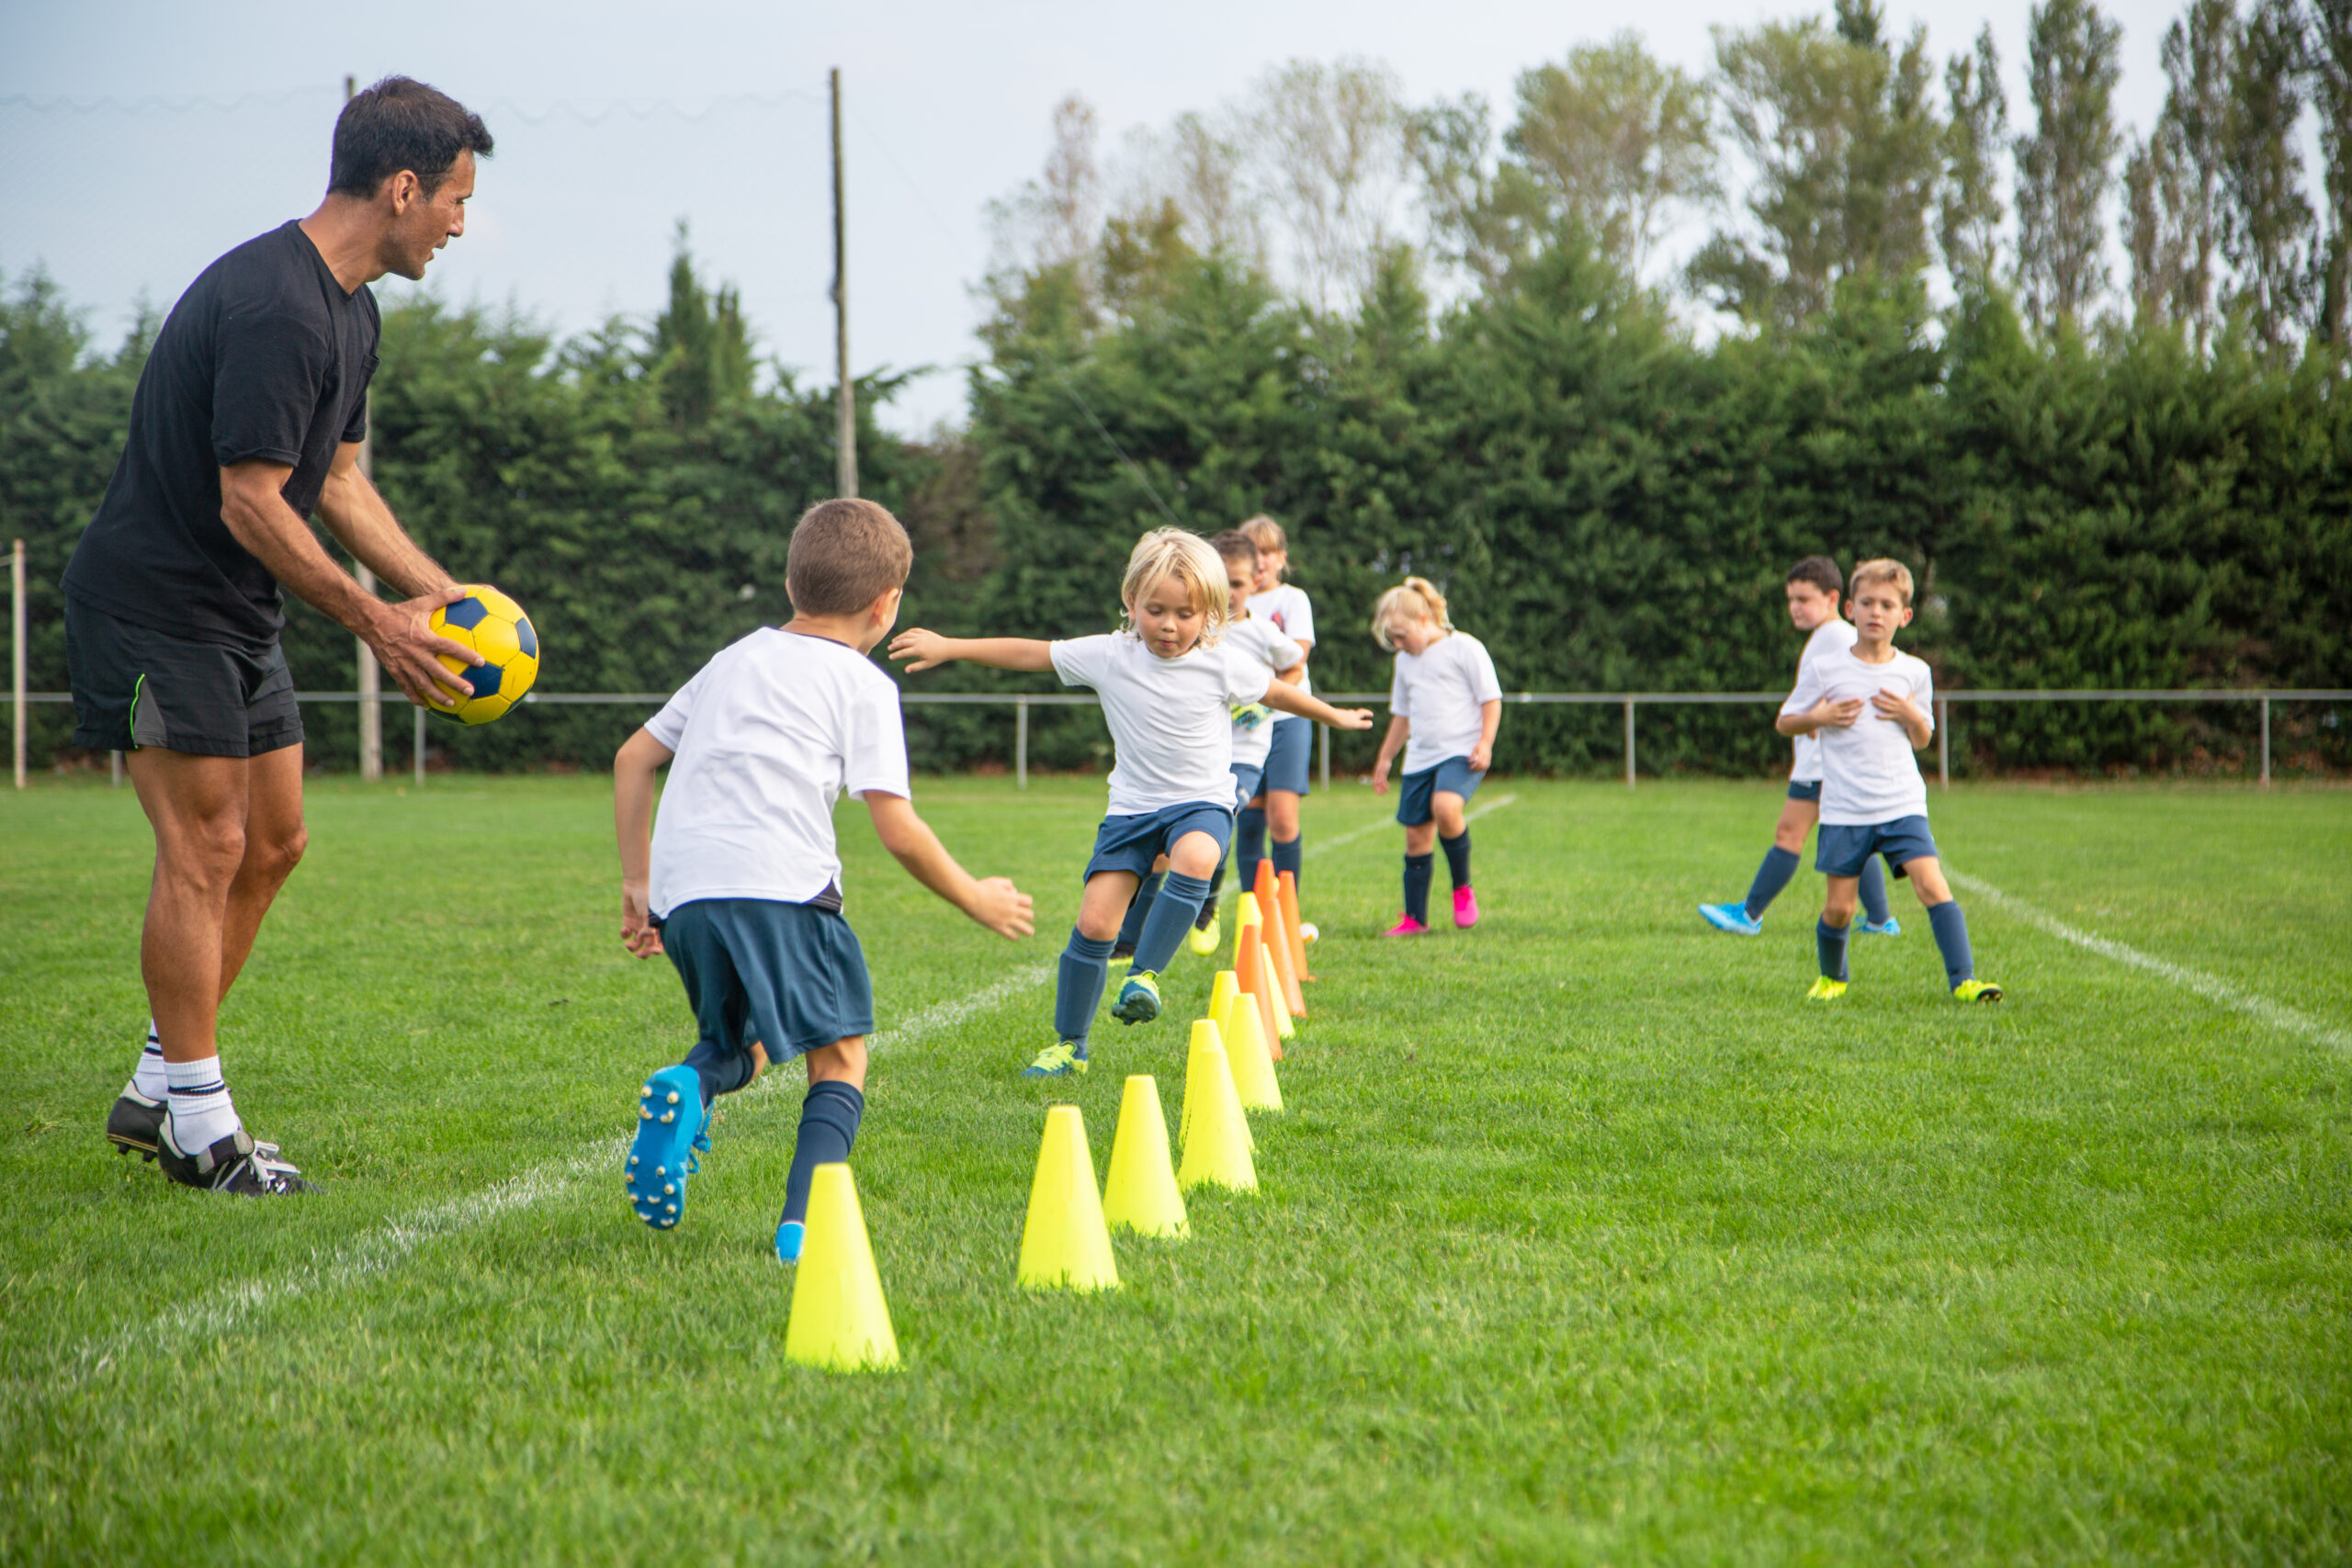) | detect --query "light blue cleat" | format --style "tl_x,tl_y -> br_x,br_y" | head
625,1065 -> 707,1232
1699,901 -> 1763,936
1859,916 -> 1903,937
775,1219 -> 805,1264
